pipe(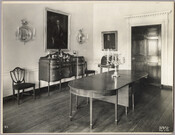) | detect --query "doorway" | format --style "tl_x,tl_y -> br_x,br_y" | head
131,25 -> 161,86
